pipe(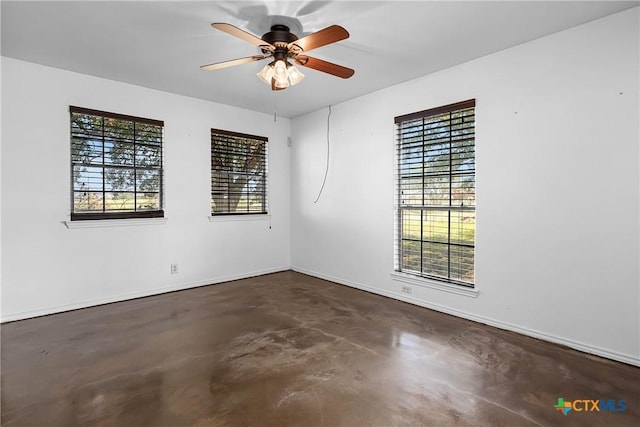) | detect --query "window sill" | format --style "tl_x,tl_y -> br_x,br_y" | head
208,214 -> 270,223
63,217 -> 168,229
390,272 -> 478,298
